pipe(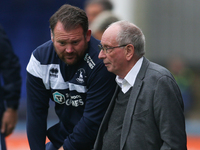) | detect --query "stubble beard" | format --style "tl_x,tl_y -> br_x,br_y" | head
55,42 -> 88,66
